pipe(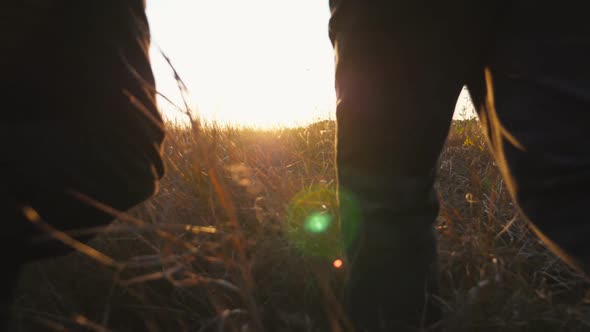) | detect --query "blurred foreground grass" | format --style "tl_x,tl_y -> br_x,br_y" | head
13,119 -> 590,331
